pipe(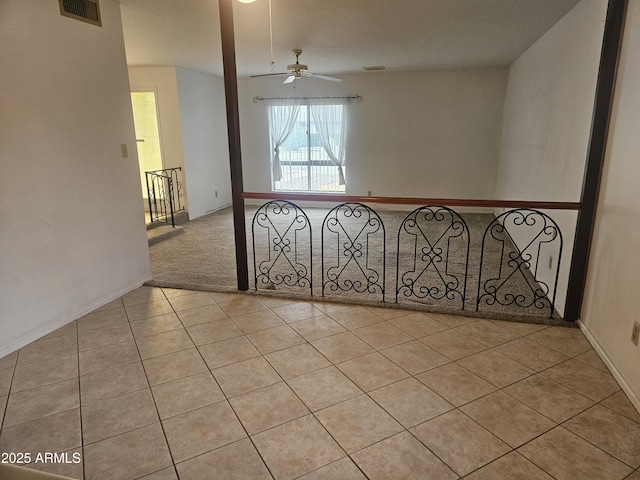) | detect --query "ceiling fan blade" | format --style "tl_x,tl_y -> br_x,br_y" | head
283,75 -> 296,84
305,72 -> 342,82
250,72 -> 289,78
